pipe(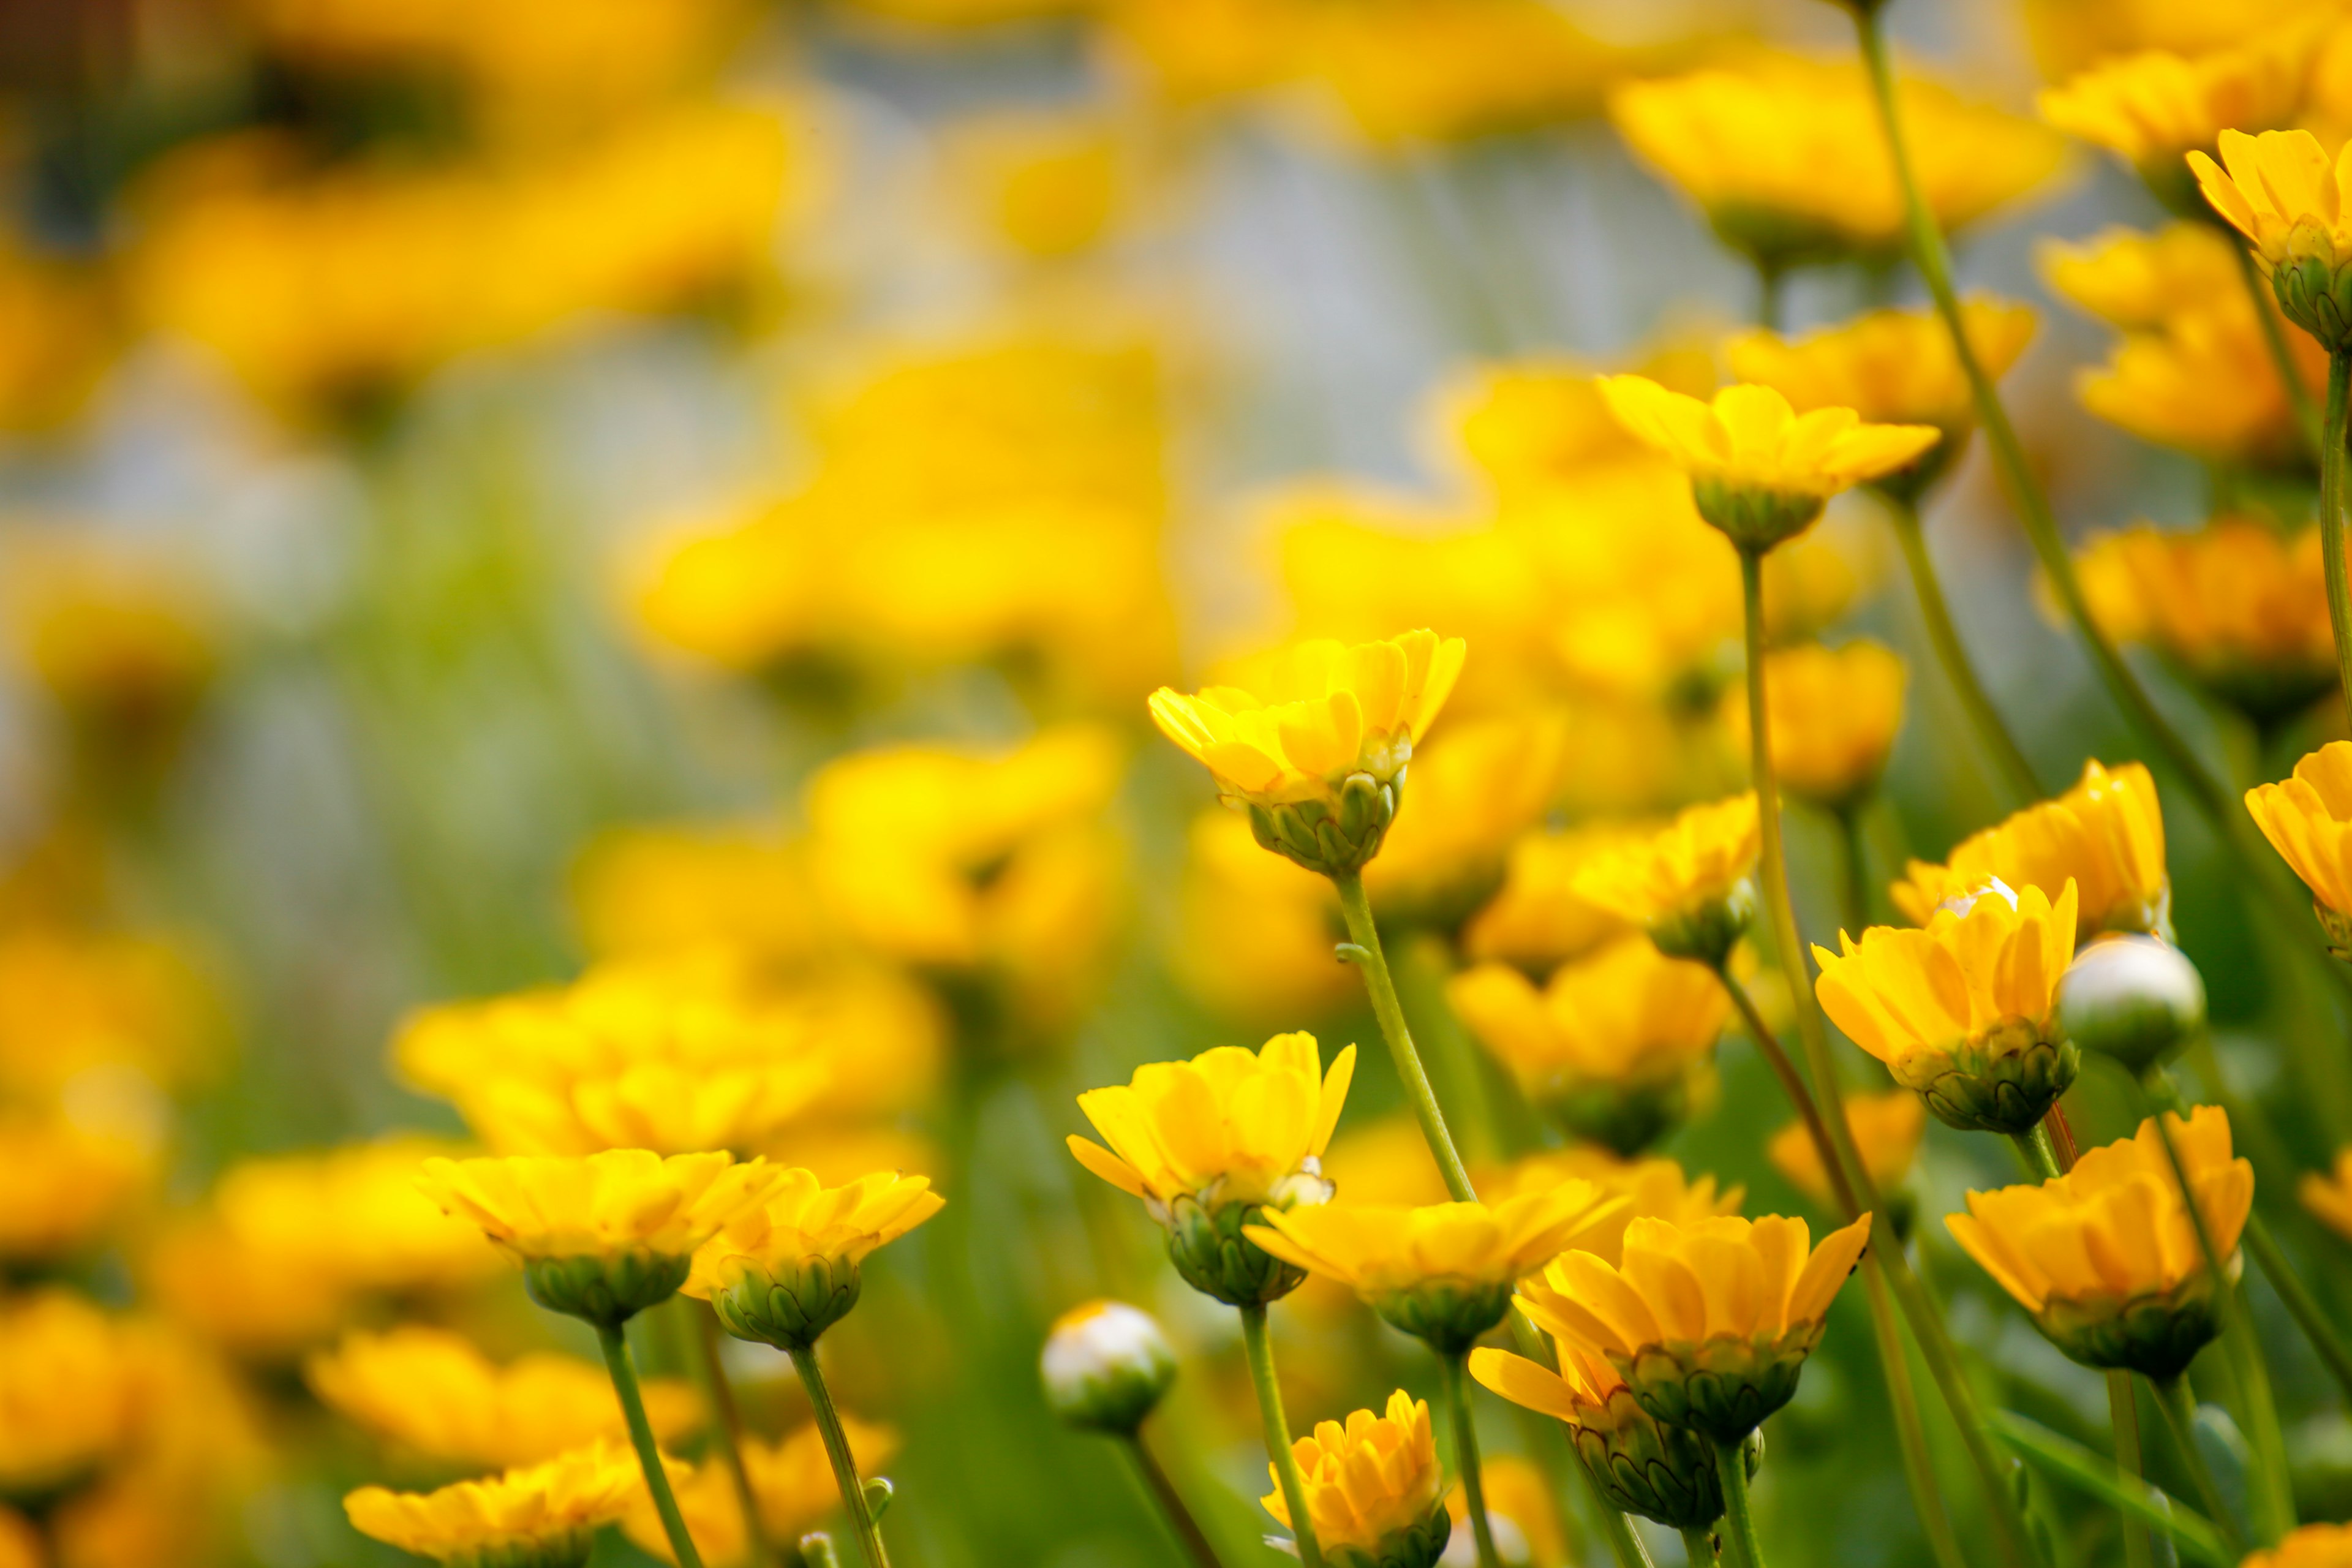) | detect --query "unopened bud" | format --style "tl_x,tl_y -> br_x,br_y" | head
1041,1299 -> 1178,1433
2057,937 -> 2205,1076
